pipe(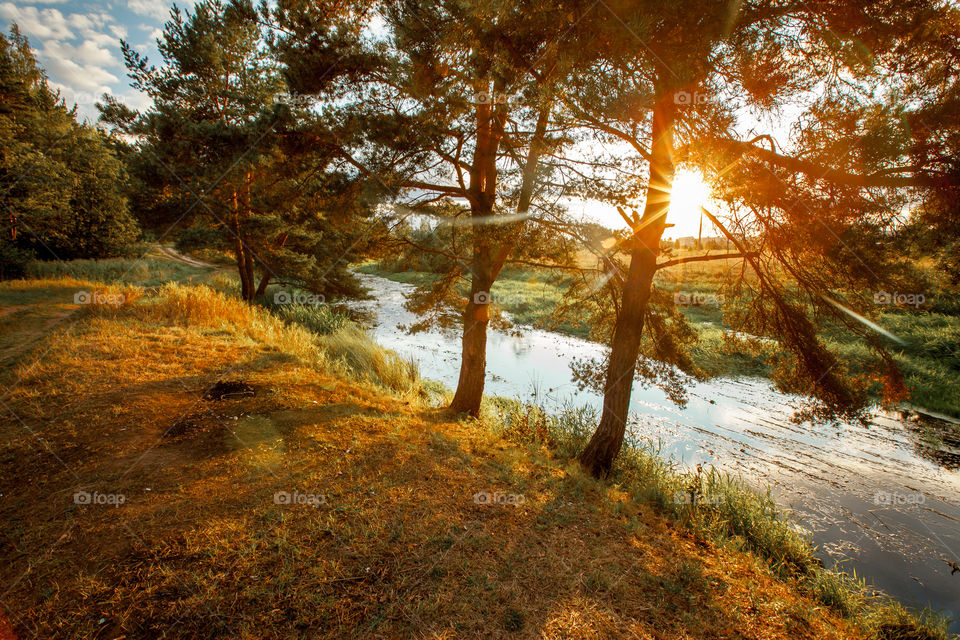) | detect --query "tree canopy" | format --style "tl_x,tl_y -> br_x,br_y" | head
102,0 -> 383,300
0,26 -> 139,279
